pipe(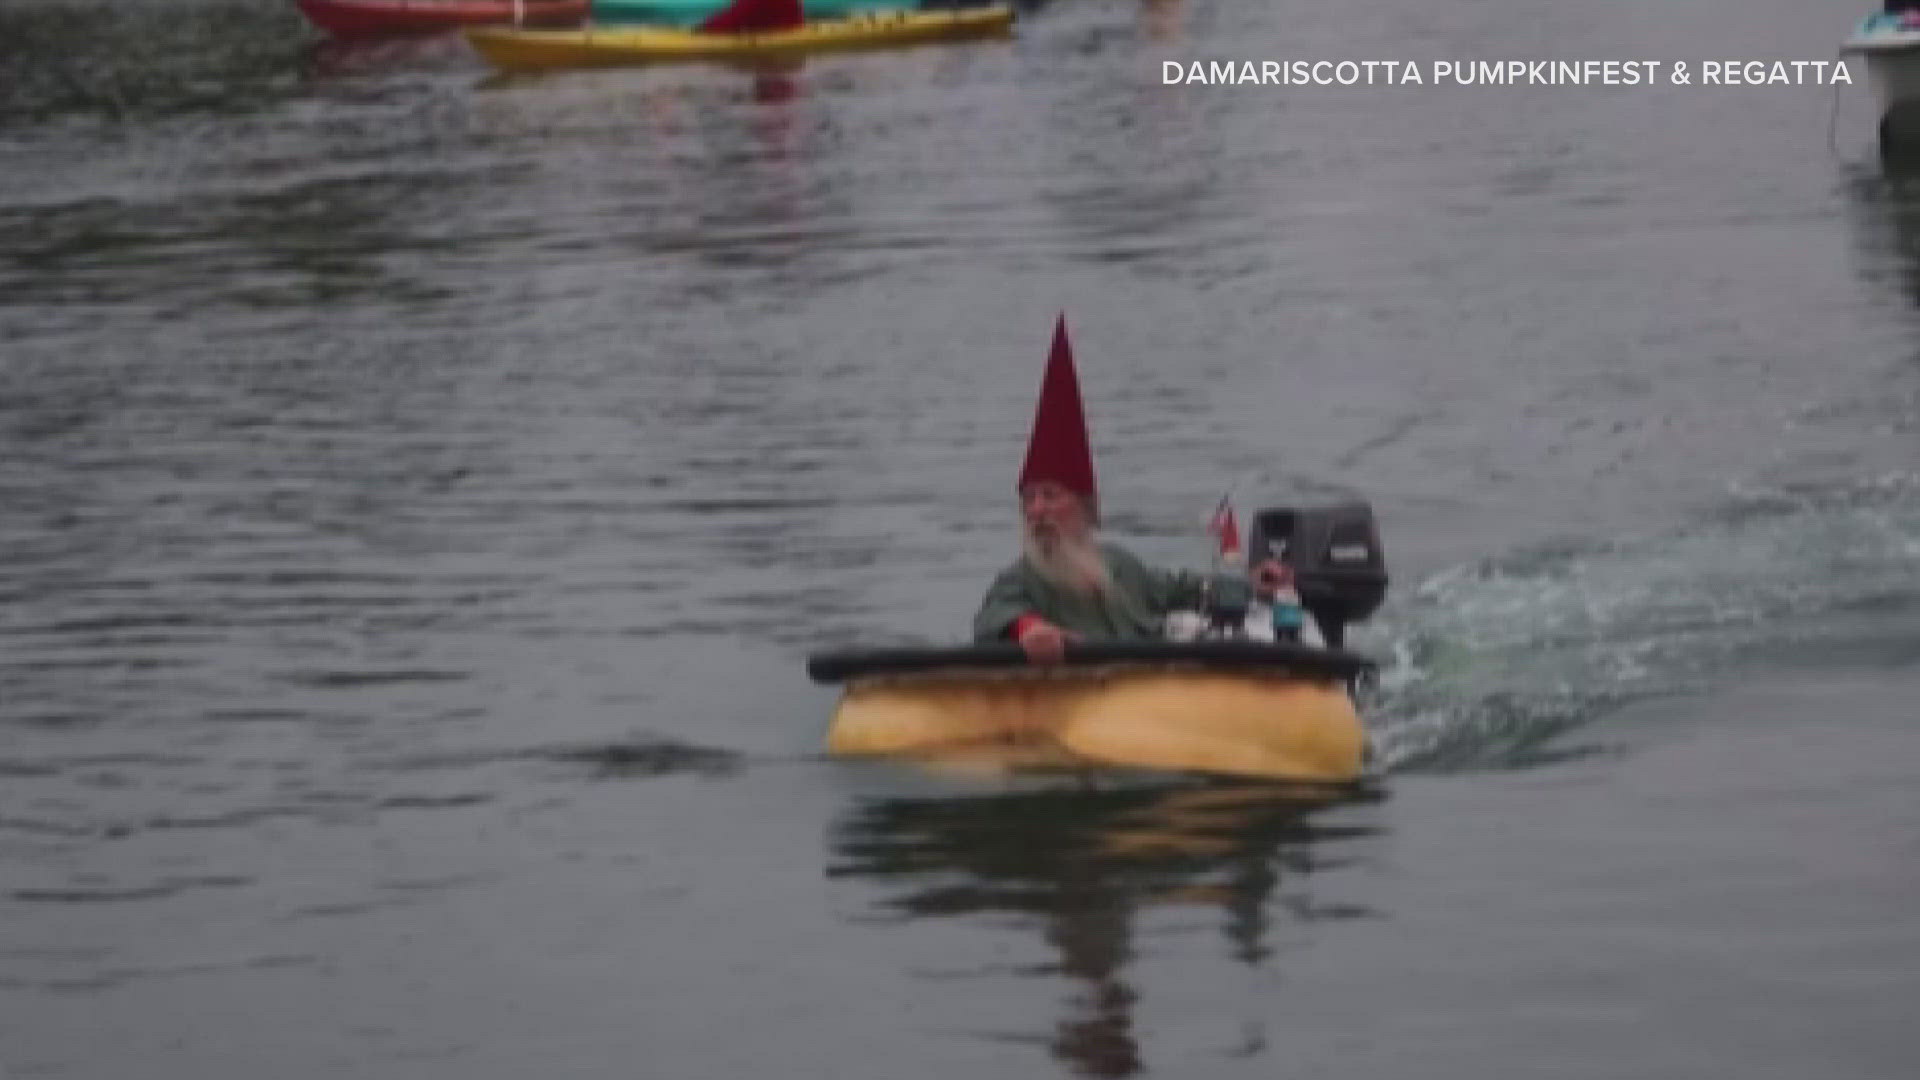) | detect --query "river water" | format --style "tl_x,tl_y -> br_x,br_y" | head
3,0 -> 1917,1076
